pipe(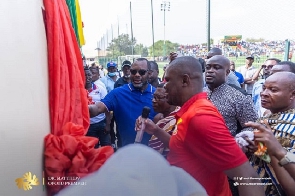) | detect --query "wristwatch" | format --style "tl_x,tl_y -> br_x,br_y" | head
278,152 -> 295,166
